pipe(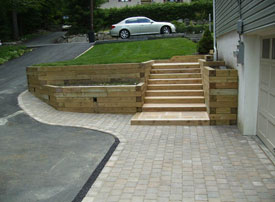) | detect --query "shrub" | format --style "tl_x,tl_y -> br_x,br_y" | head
171,21 -> 208,34
67,1 -> 212,33
197,28 -> 213,54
